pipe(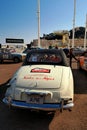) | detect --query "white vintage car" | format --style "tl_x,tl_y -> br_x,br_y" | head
3,49 -> 74,111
